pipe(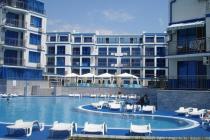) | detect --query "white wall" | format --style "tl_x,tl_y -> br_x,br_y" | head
171,0 -> 206,23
